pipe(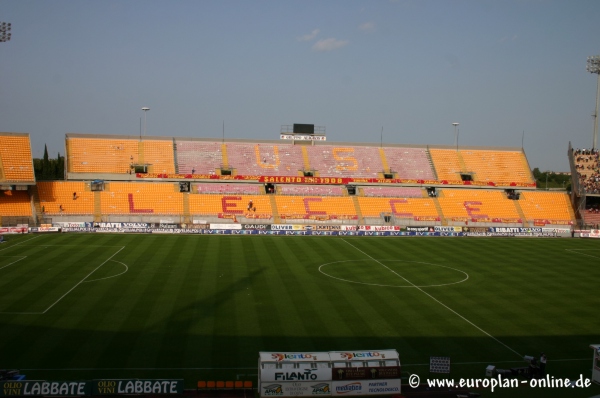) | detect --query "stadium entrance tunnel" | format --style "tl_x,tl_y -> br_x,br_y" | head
318,259 -> 468,288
